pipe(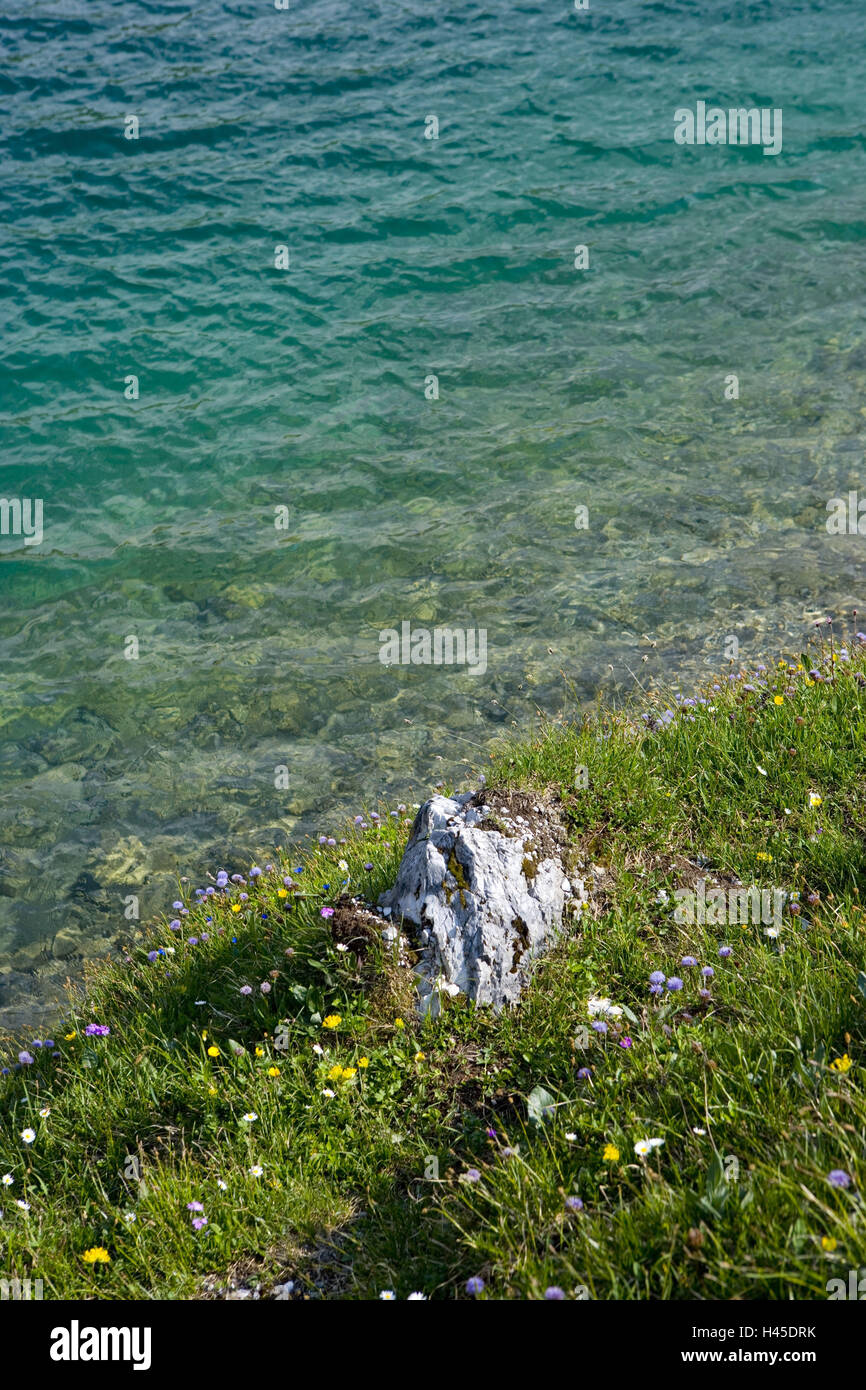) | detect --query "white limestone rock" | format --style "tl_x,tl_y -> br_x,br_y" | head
378,791 -> 585,1015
